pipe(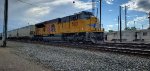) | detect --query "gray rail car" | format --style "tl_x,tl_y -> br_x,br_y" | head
7,25 -> 35,39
